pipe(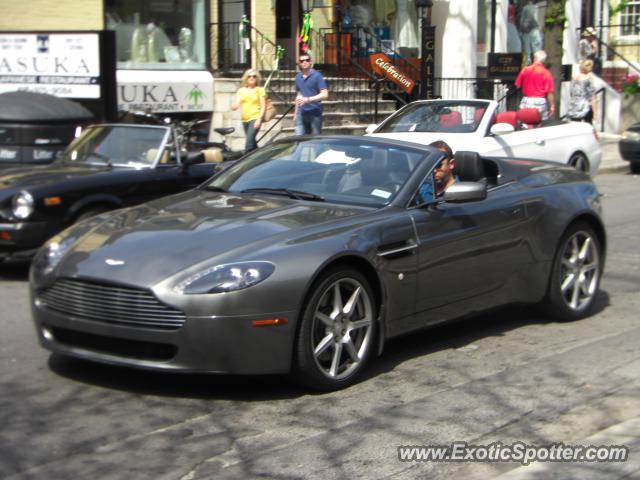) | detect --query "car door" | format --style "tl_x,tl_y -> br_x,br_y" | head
478,128 -> 552,160
409,185 -> 532,328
